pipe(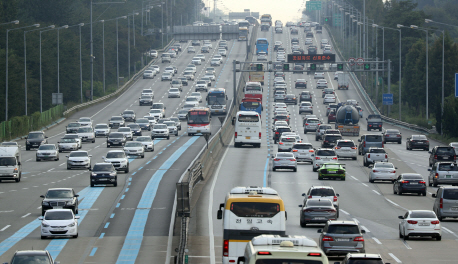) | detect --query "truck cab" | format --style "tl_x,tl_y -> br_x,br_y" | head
0,146 -> 22,182
367,114 -> 383,131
